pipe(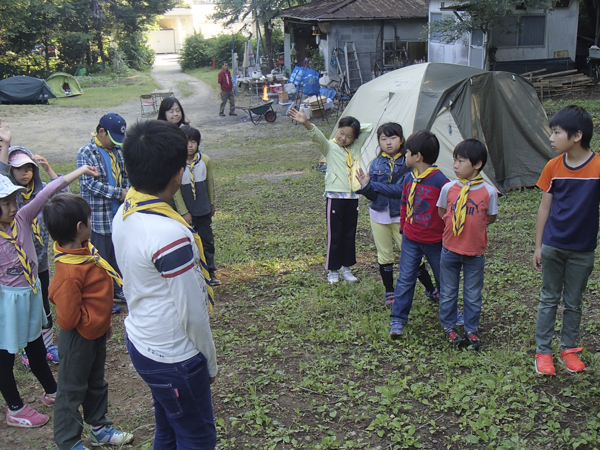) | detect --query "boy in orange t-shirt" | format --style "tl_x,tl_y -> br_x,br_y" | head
44,193 -> 133,450
437,140 -> 498,350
